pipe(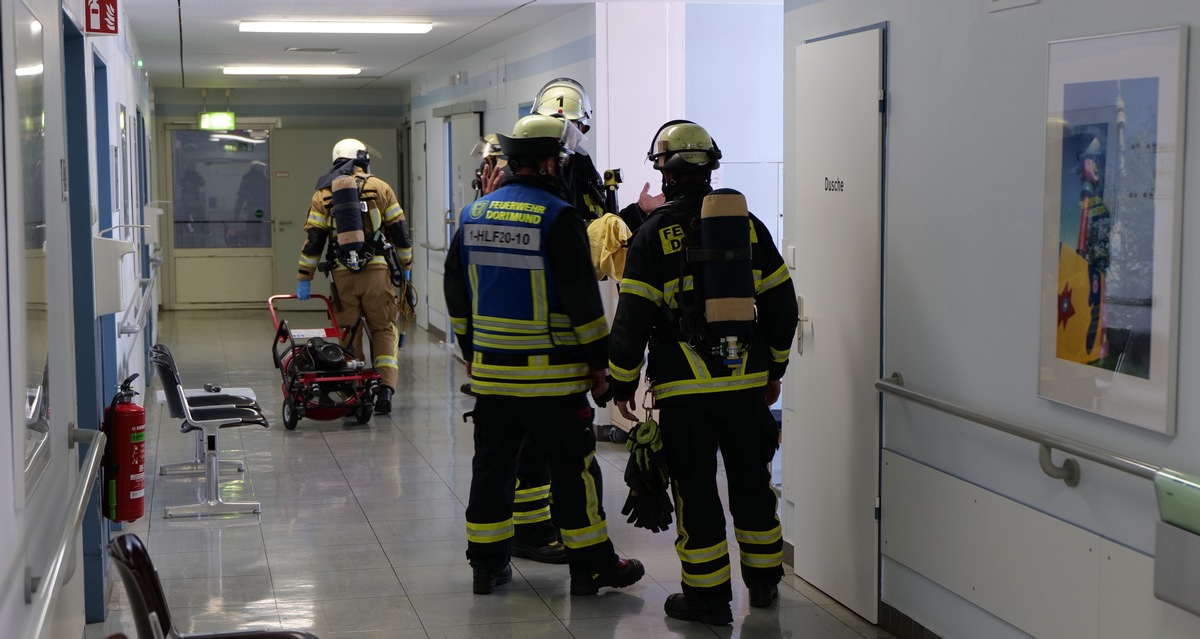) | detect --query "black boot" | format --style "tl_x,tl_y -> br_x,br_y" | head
749,583 -> 779,608
663,593 -> 733,625
511,539 -> 568,564
374,386 -> 393,413
570,558 -> 645,595
472,563 -> 512,595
